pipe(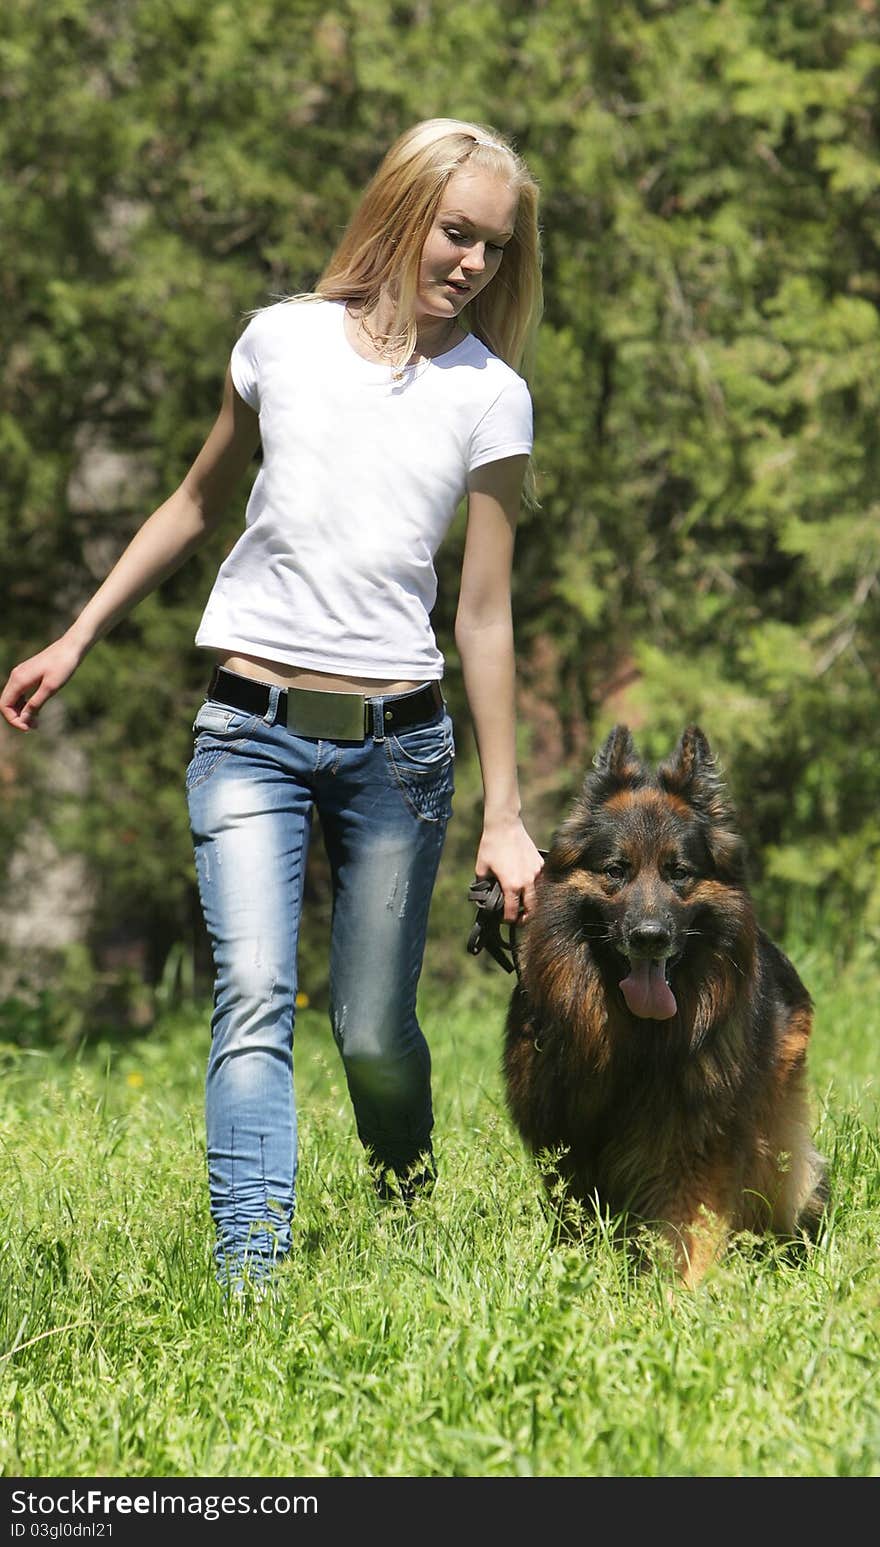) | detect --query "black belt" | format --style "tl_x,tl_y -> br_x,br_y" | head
207,666 -> 444,741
